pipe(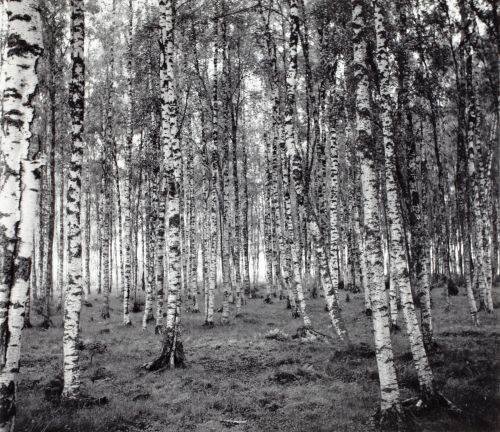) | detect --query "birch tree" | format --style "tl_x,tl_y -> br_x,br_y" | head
145,0 -> 185,370
0,0 -> 43,428
61,0 -> 85,401
352,0 -> 402,425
